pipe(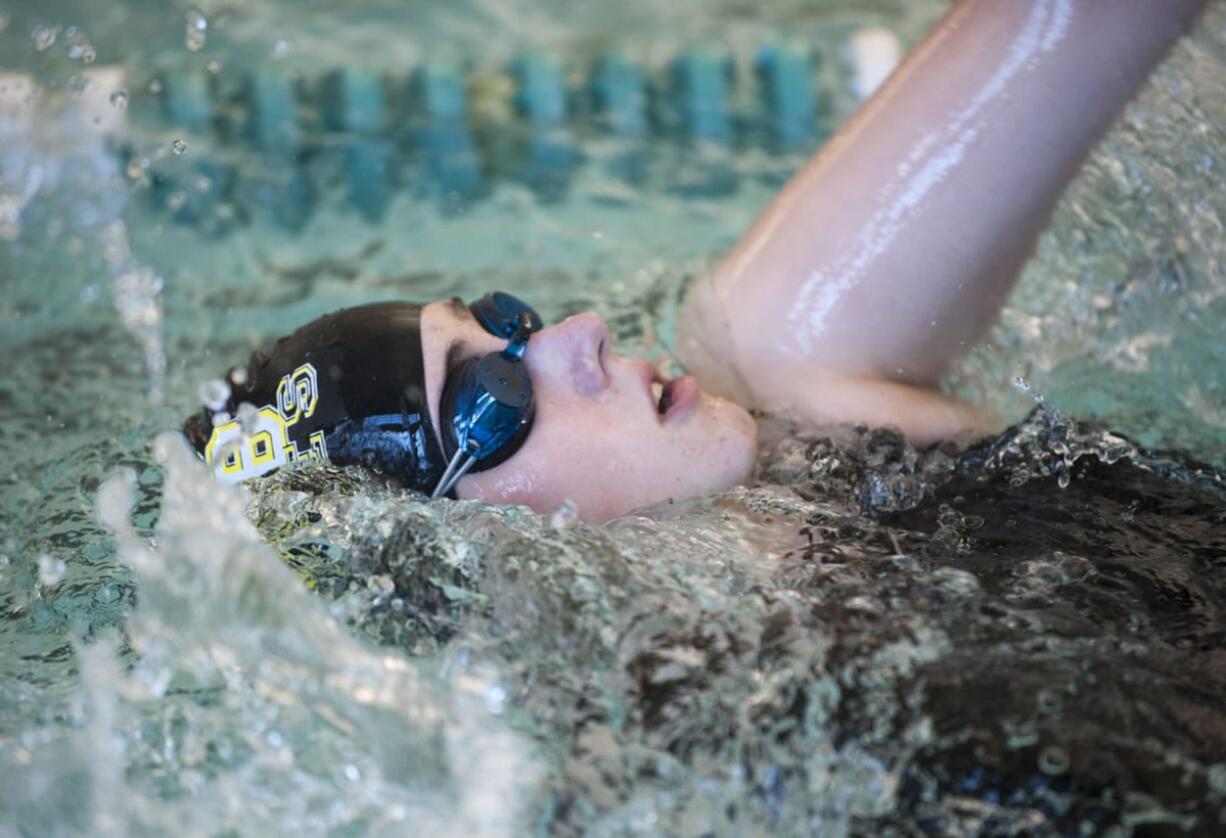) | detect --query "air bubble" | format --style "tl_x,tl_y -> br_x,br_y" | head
126,159 -> 147,180
185,9 -> 207,51
228,366 -> 249,386
147,78 -> 163,95
550,499 -> 579,530
32,25 -> 57,52
166,191 -> 186,211
37,554 -> 67,587
206,59 -> 222,75
272,39 -> 290,58
1012,376 -> 1031,392
236,402 -> 260,434
172,139 -> 188,155
1035,688 -> 1063,715
199,378 -> 231,411
367,575 -> 394,595
485,684 -> 507,713
0,13 -> 9,34
66,31 -> 95,62
1208,763 -> 1226,795
1038,745 -> 1069,775
109,89 -> 129,110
